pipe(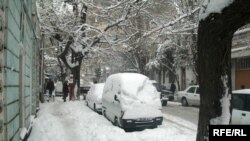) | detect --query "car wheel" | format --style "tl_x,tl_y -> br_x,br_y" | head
162,100 -> 167,106
181,98 -> 188,106
86,101 -> 88,106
